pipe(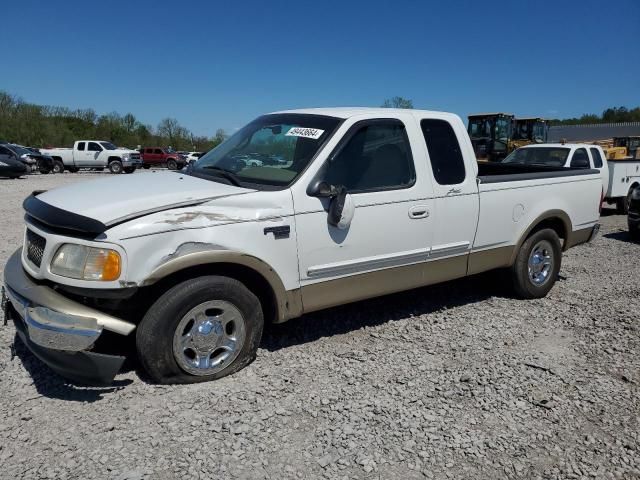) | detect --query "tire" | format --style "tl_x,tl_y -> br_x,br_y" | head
109,160 -> 123,174
136,276 -> 264,384
123,167 -> 135,174
52,160 -> 64,174
616,189 -> 634,214
143,165 -> 151,169
67,166 -> 79,173
511,228 -> 562,299
630,223 -> 640,241
167,159 -> 178,170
